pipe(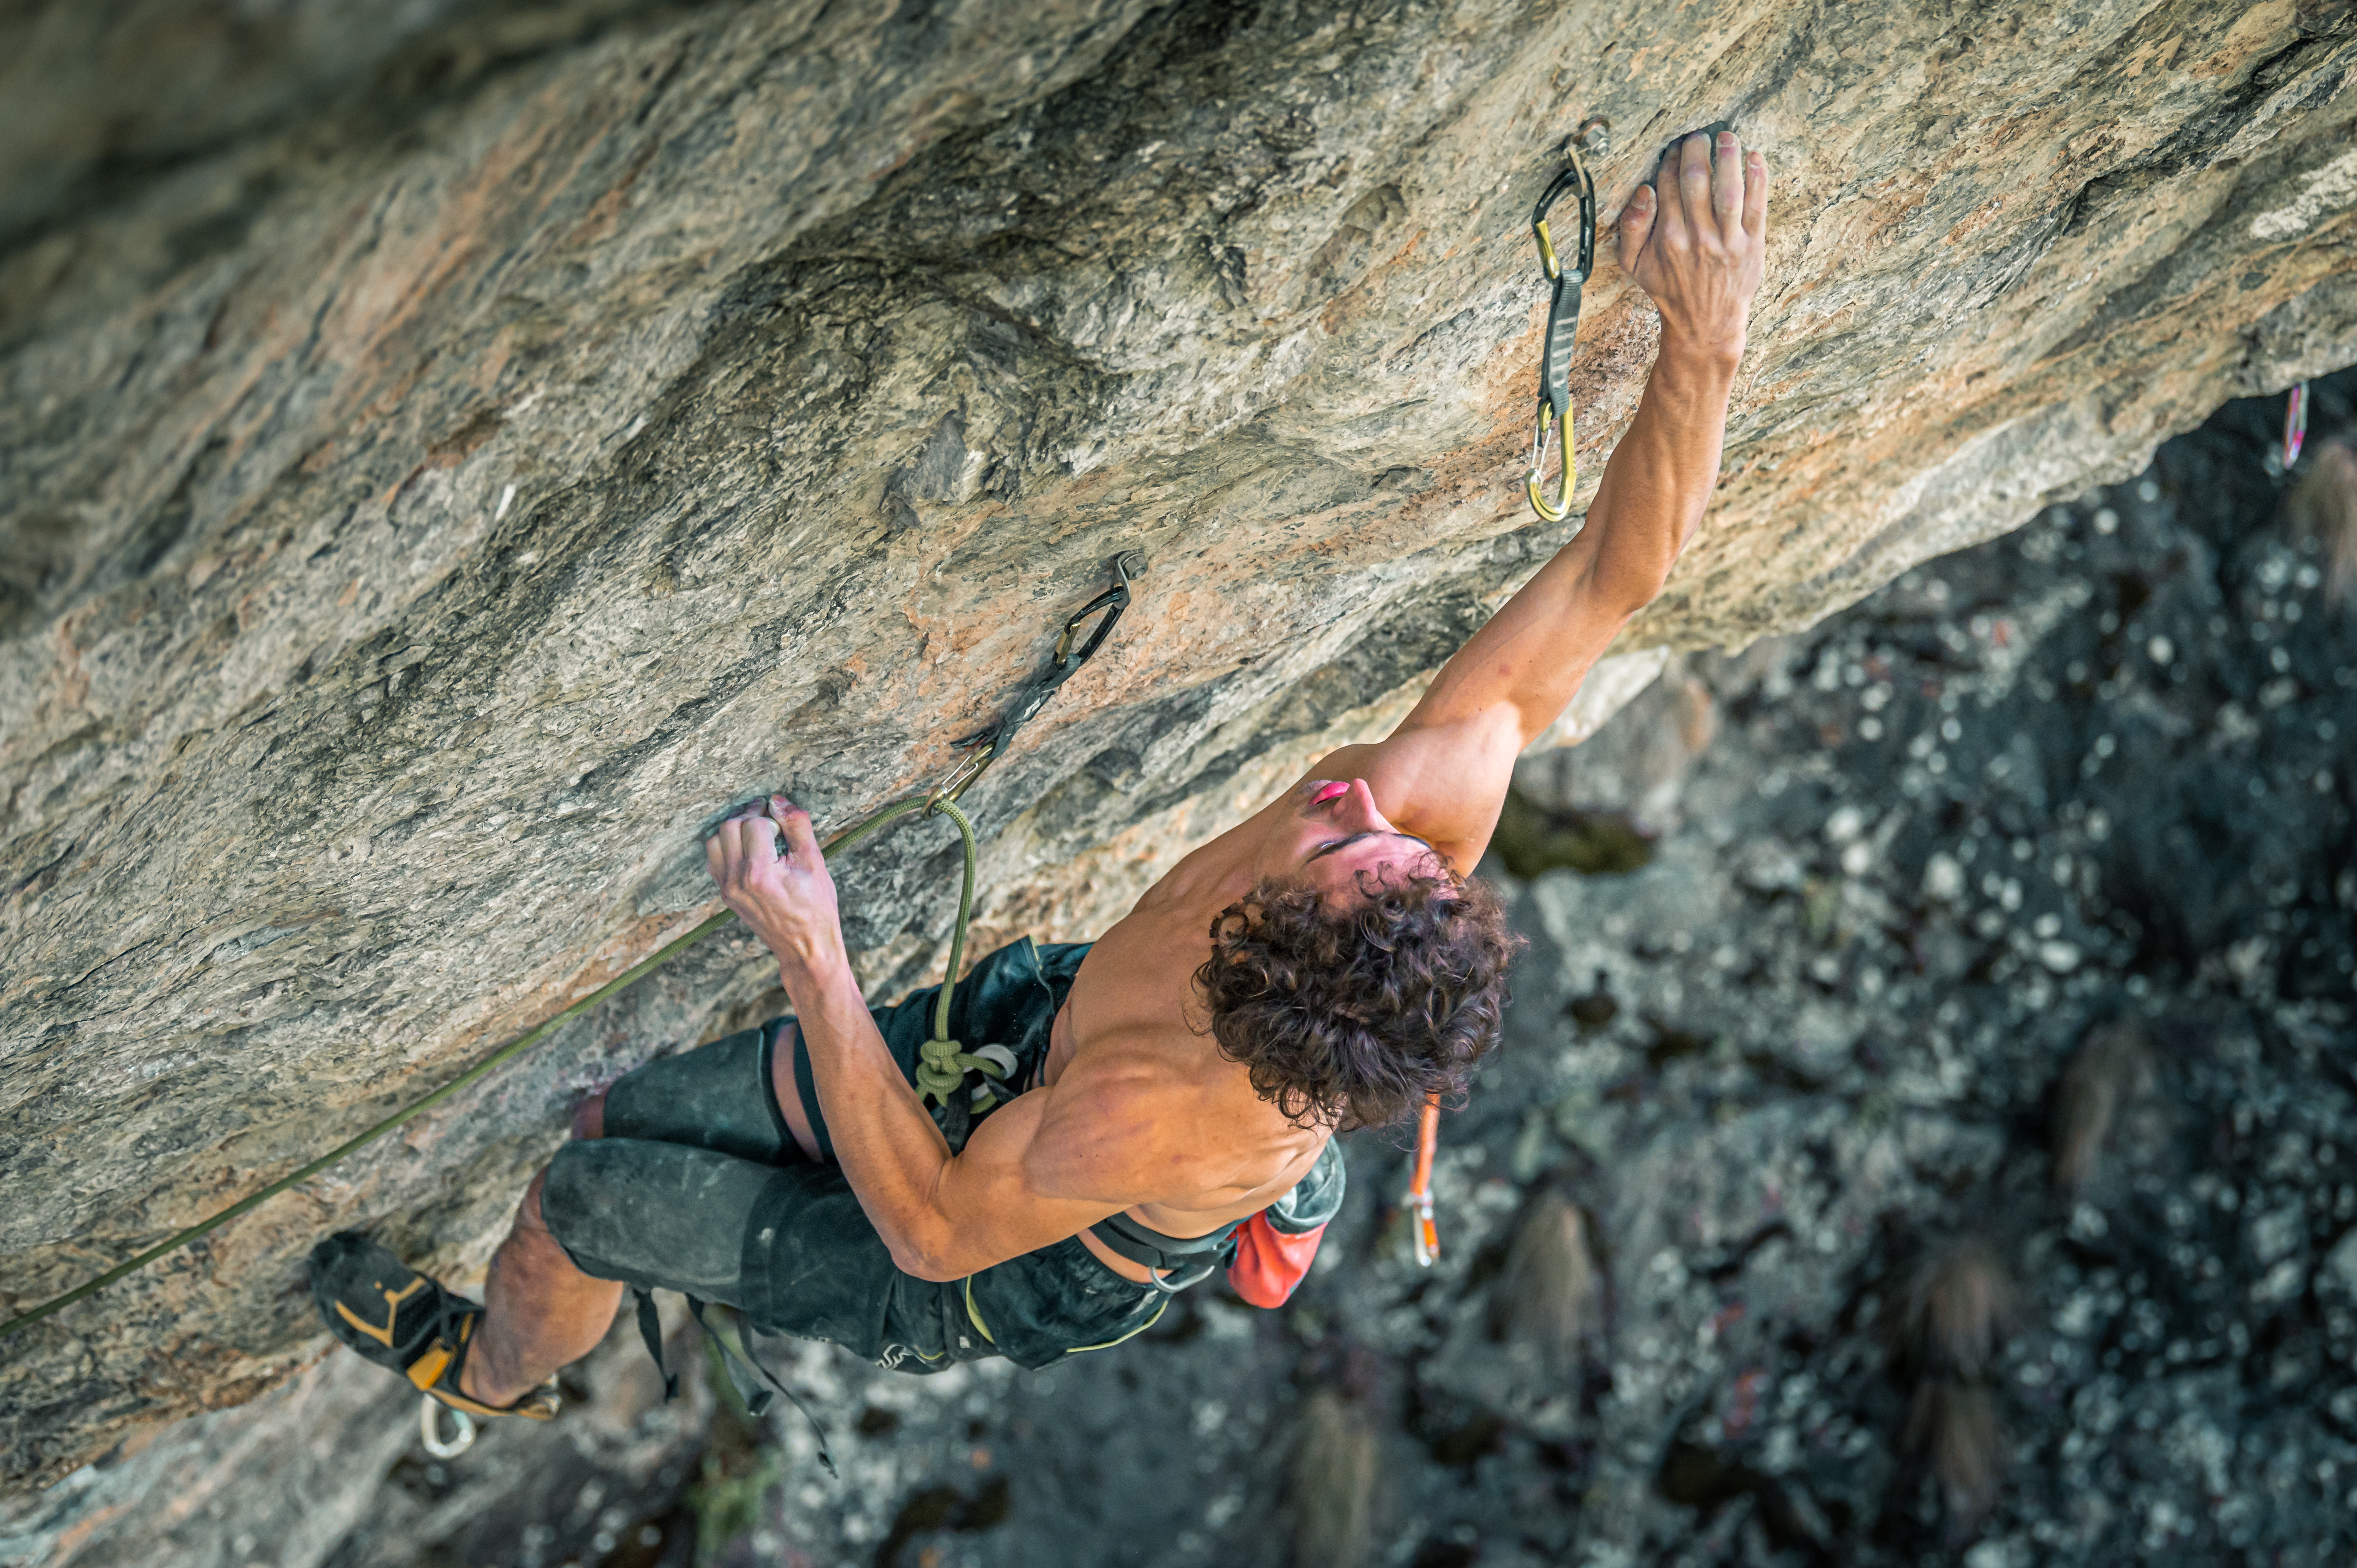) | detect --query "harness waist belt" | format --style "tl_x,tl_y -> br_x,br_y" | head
1087,1210 -> 1246,1275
